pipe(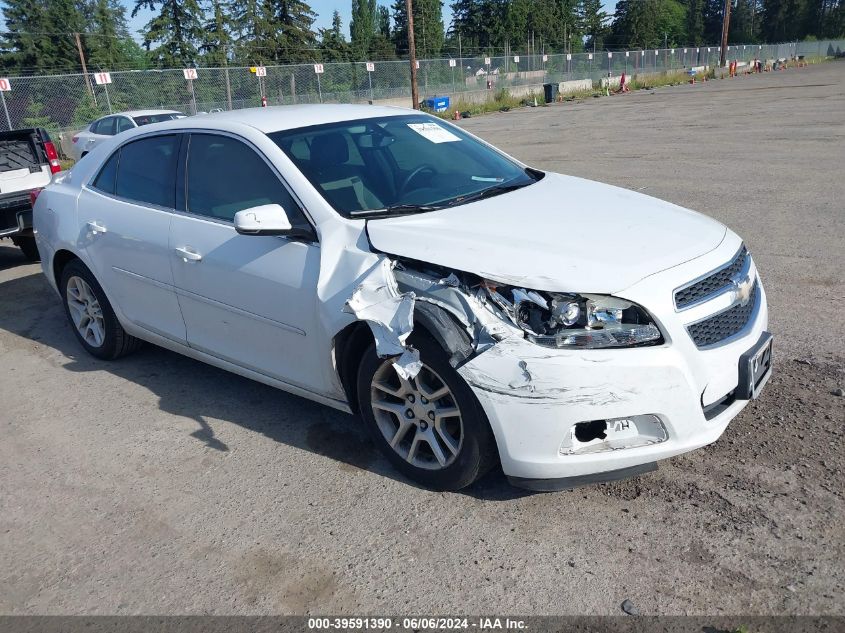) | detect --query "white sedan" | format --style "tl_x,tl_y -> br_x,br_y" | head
33,105 -> 772,491
68,109 -> 186,161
